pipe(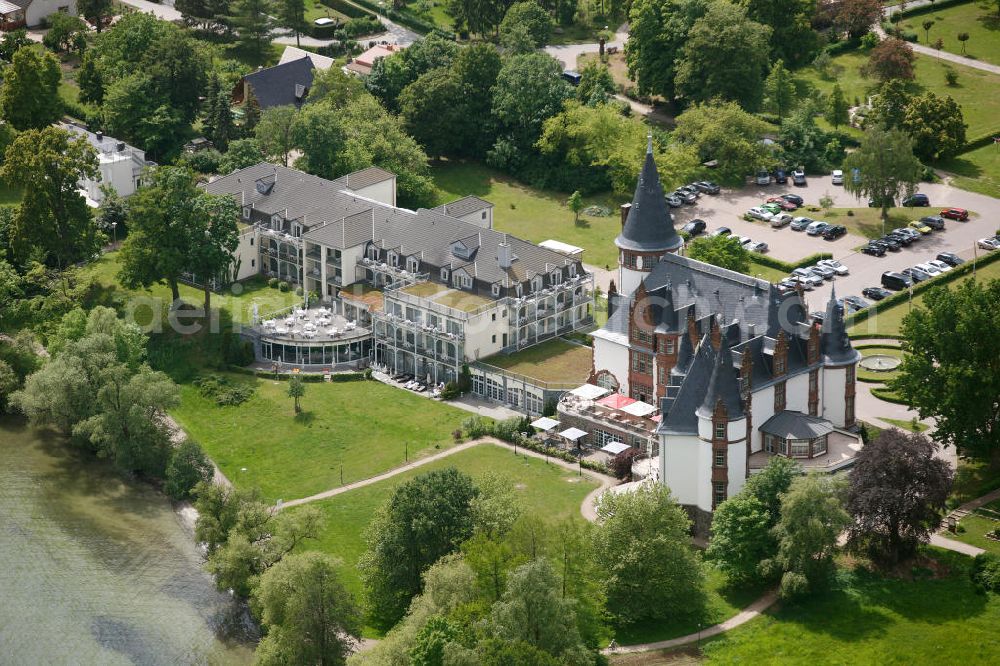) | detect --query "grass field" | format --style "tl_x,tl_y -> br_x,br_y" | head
813,206 -> 941,240
857,346 -> 904,382
293,443 -> 600,597
900,1 -> 1000,66
691,549 -> 1000,664
432,160 -> 622,269
171,375 -> 469,501
953,500 -> 1000,555
482,337 -> 594,384
795,50 -> 1000,142
952,460 -> 1000,507
879,416 -> 928,432
847,257 -> 1000,336
939,141 -> 1000,199
747,259 -> 788,283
